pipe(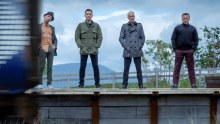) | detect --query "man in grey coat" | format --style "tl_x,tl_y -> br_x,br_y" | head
119,11 -> 145,89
